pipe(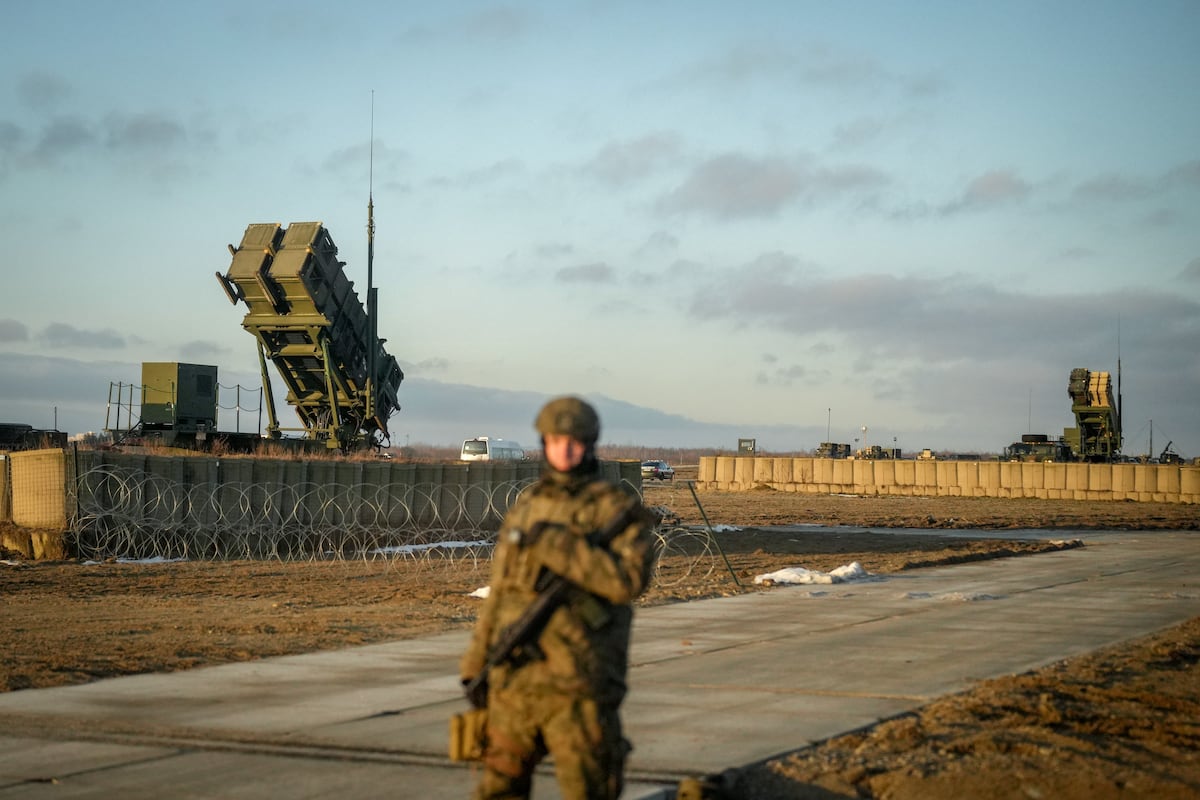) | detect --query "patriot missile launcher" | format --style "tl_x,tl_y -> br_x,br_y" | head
217,222 -> 403,449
